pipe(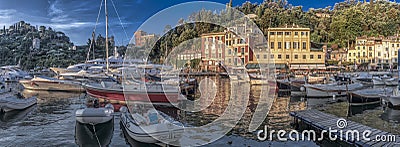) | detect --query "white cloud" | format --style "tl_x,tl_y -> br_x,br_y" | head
50,22 -> 95,30
48,0 -> 63,16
